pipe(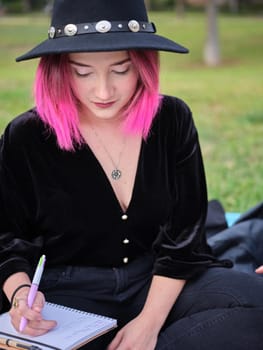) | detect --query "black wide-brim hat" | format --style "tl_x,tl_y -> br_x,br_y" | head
16,0 -> 189,62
